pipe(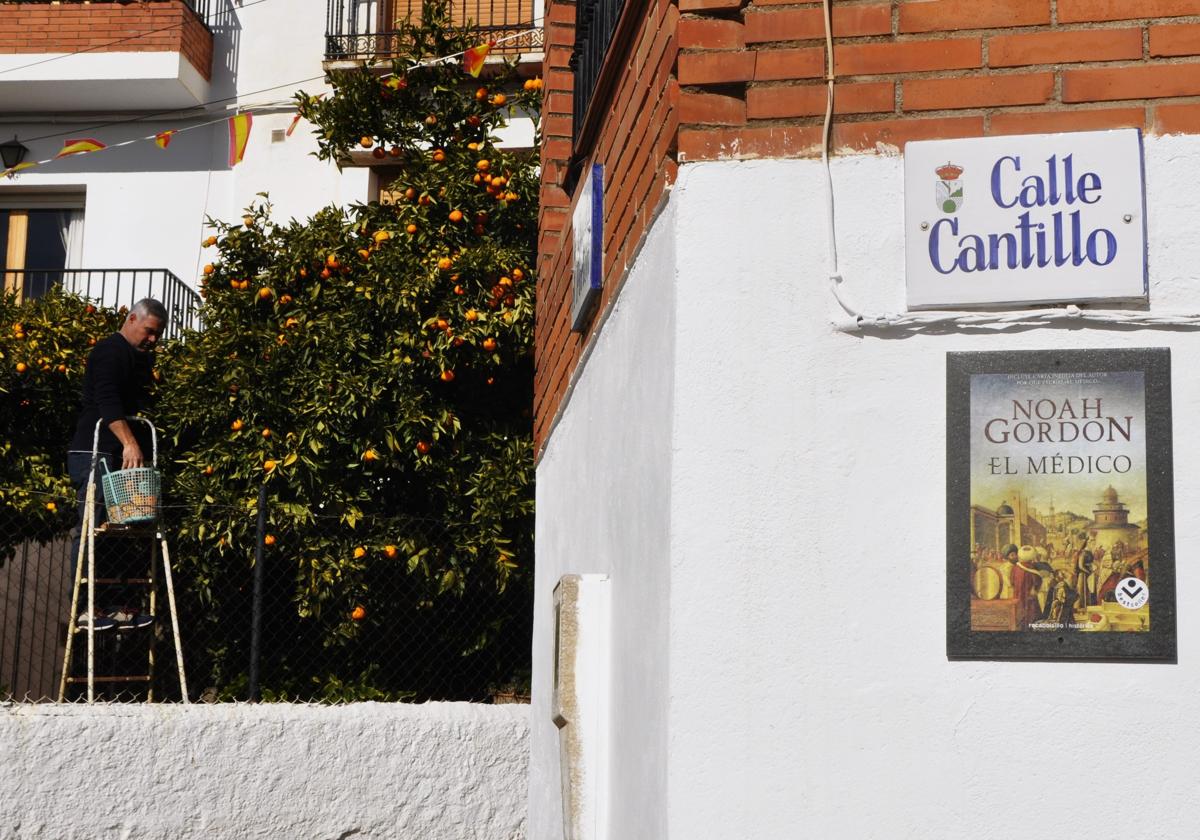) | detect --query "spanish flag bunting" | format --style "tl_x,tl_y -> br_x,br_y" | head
462,40 -> 493,77
56,138 -> 106,158
2,161 -> 36,178
155,130 -> 175,149
227,113 -> 253,167
285,112 -> 302,137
